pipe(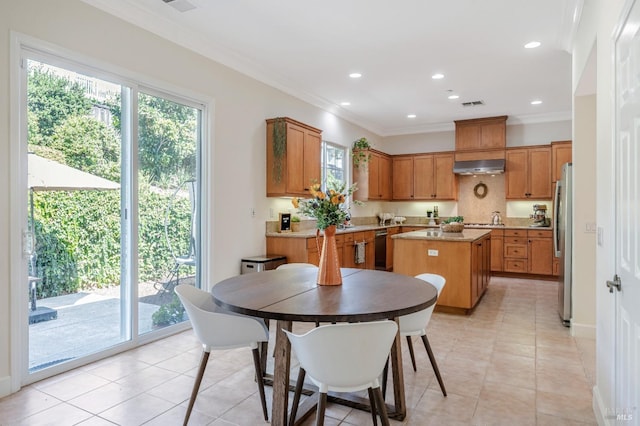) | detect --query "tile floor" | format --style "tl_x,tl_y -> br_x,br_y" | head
0,276 -> 597,425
